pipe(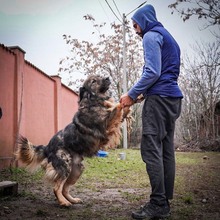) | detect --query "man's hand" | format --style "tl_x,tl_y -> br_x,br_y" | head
120,93 -> 134,107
